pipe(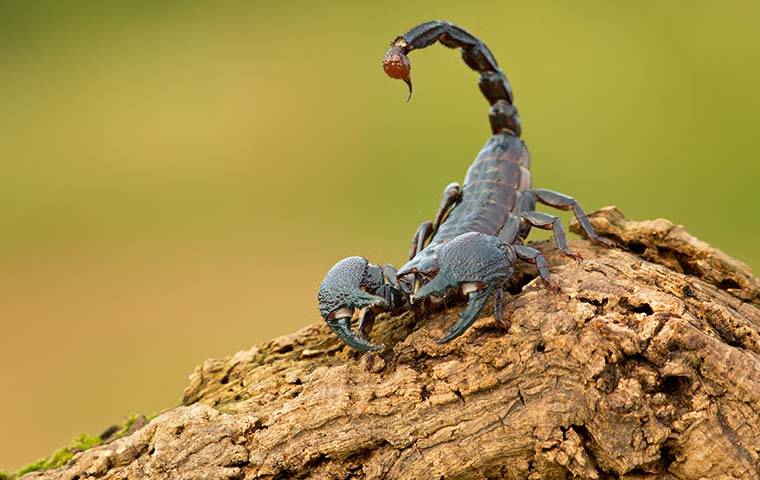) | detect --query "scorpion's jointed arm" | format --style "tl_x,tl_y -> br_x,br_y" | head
317,257 -> 406,351
383,20 -> 520,136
